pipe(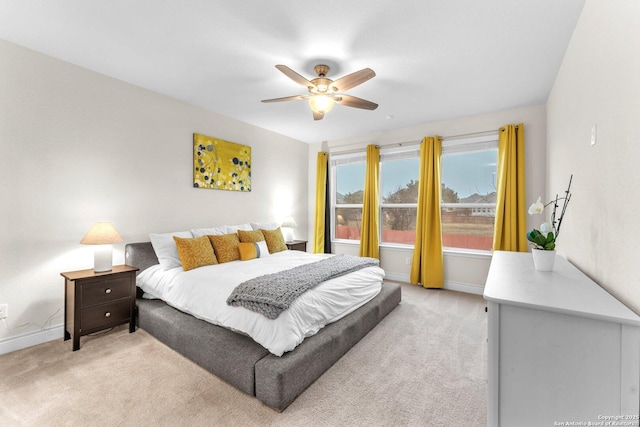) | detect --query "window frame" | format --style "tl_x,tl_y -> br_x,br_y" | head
330,152 -> 367,244
329,132 -> 499,255
379,146 -> 420,247
440,133 -> 499,253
